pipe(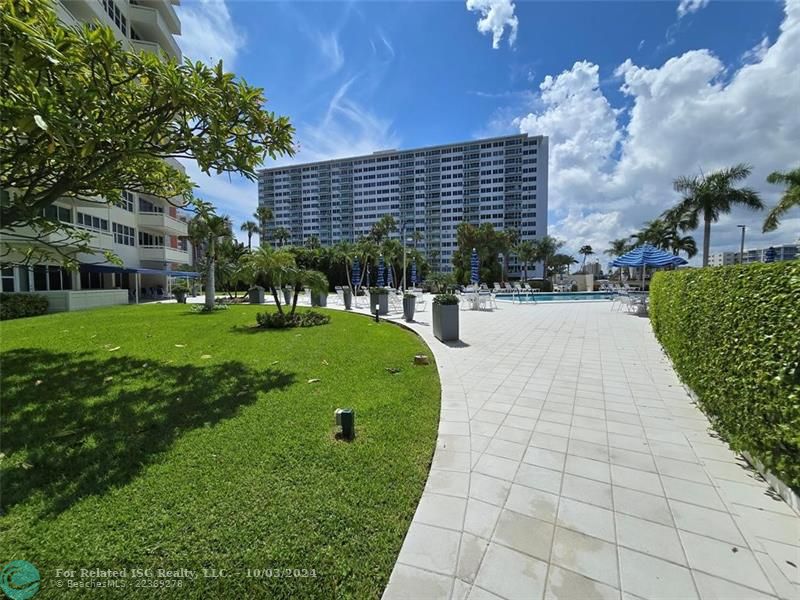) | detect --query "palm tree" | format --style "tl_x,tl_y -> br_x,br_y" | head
244,246 -> 328,315
762,166 -> 800,232
254,206 -> 273,245
188,204 -> 233,311
670,235 -> 698,259
513,240 -> 537,282
668,164 -> 764,266
272,227 -> 291,247
501,227 -> 520,281
548,254 -> 578,279
240,220 -> 258,250
605,238 -> 630,258
533,235 -> 564,280
578,245 -> 594,271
